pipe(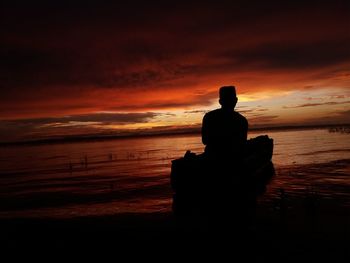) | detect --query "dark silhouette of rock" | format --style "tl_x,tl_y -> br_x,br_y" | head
171,135 -> 275,217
